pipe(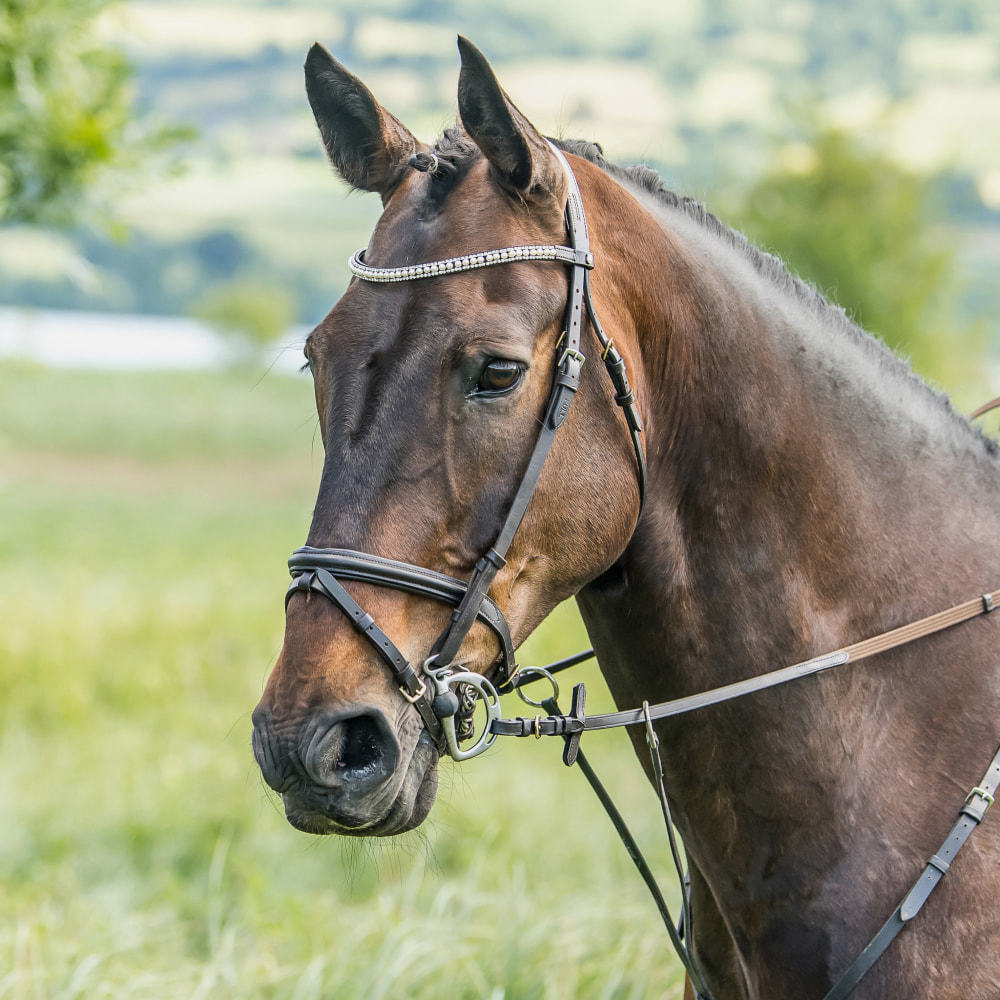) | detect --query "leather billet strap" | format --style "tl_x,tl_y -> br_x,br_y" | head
286,568 -> 443,742
822,741 -> 1000,1000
